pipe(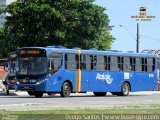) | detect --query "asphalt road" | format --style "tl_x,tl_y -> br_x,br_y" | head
0,91 -> 160,111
